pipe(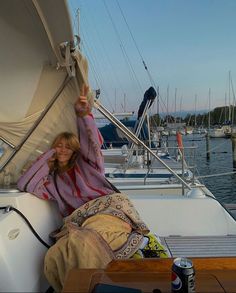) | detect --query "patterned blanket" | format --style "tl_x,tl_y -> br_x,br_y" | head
44,193 -> 150,291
